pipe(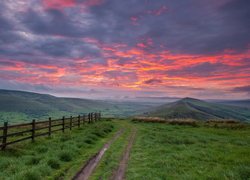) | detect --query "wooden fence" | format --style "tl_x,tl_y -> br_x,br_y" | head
0,112 -> 101,150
